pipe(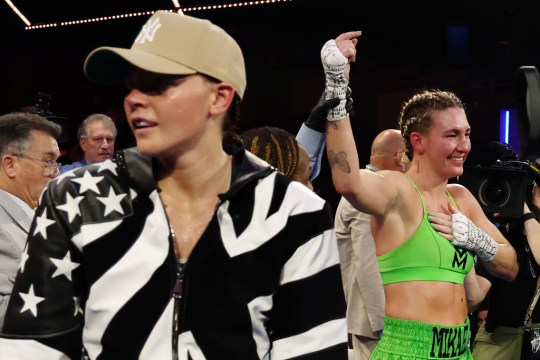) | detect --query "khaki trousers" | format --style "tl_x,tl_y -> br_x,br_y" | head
352,334 -> 379,360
